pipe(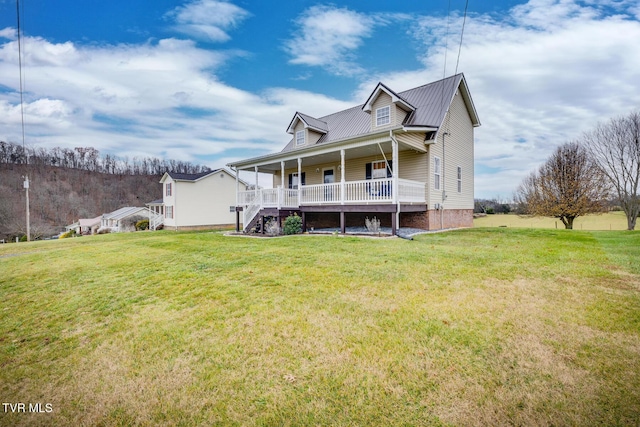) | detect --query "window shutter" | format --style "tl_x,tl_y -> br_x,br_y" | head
365,163 -> 372,180
387,160 -> 393,178
288,174 -> 292,189
301,172 -> 306,186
